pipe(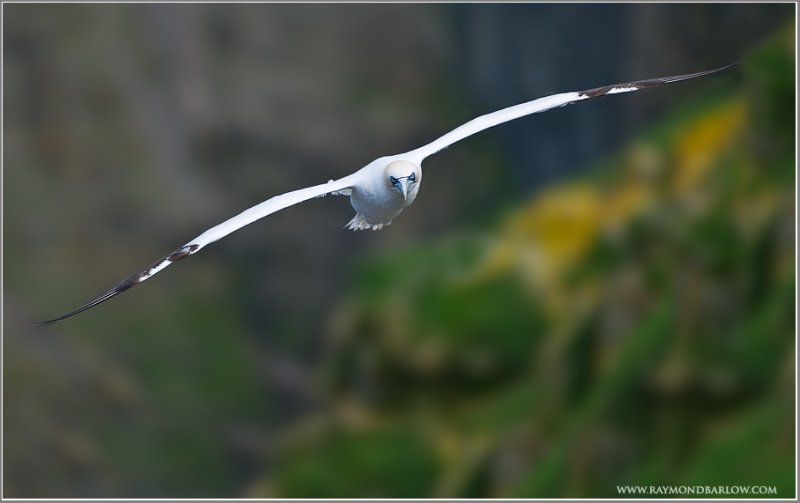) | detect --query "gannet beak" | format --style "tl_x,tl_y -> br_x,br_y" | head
399,179 -> 409,201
